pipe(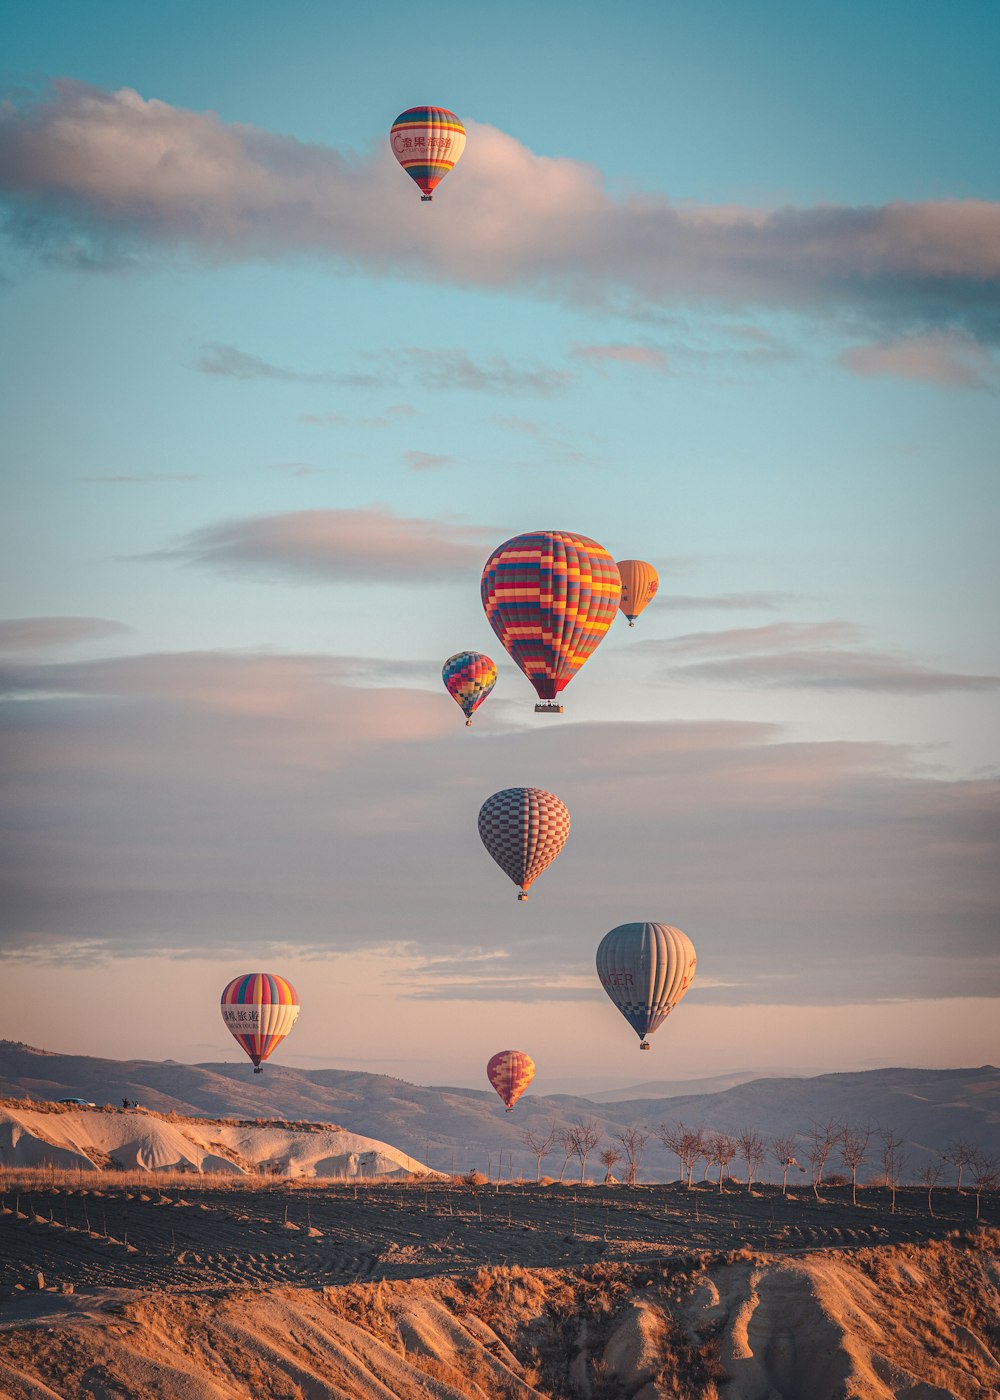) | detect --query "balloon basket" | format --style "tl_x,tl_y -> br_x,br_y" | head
517,891 -> 528,902
421,195 -> 432,202
534,702 -> 563,714
253,1066 -> 263,1074
639,1041 -> 650,1051
465,719 -> 472,727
